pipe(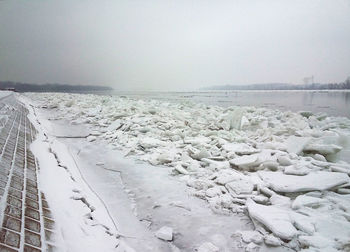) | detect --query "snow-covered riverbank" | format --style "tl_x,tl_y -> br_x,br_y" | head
24,92 -> 350,251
